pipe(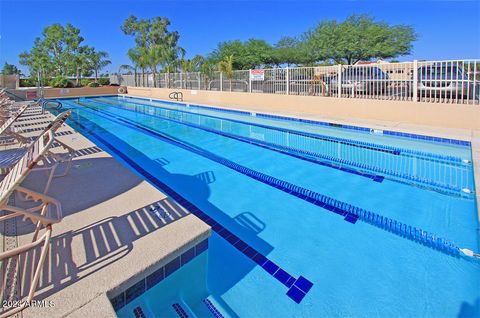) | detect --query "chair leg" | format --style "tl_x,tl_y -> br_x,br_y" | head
26,226 -> 52,301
